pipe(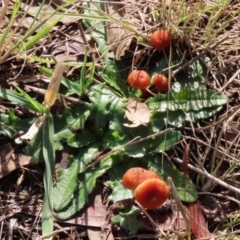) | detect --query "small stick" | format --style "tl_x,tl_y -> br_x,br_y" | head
172,157 -> 240,195
168,177 -> 191,238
